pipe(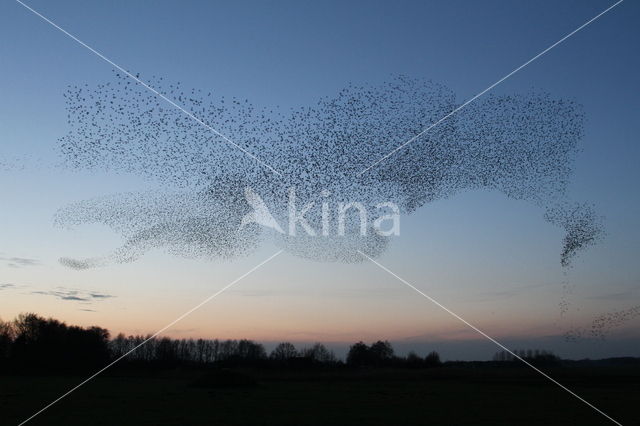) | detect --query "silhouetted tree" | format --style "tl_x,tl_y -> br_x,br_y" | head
301,343 -> 336,363
0,318 -> 15,360
270,342 -> 298,361
369,340 -> 394,365
493,350 -> 513,361
406,351 -> 423,368
155,337 -> 179,364
424,351 -> 441,367
219,339 -> 238,360
10,313 -> 109,372
347,341 -> 370,366
493,349 -> 559,365
237,339 -> 267,361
